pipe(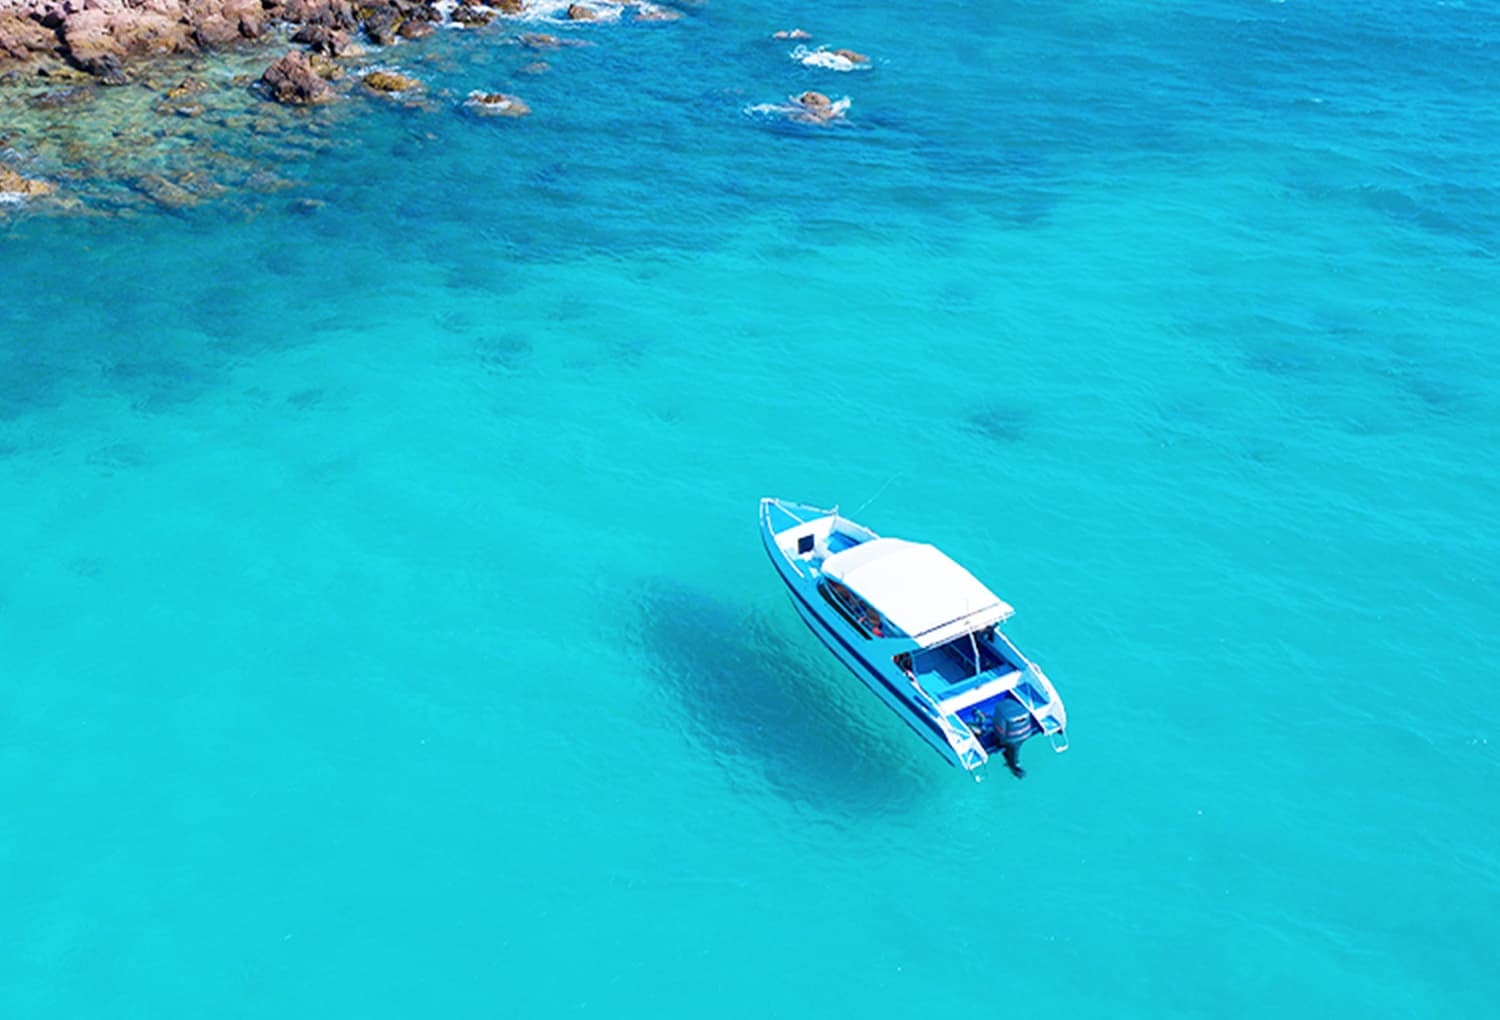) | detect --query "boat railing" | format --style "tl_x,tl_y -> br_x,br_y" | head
763,498 -> 832,529
1017,663 -> 1069,753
